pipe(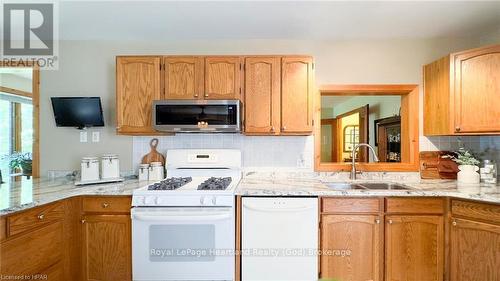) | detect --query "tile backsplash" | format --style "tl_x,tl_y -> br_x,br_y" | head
132,134 -> 500,173
133,134 -> 314,171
